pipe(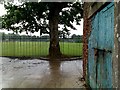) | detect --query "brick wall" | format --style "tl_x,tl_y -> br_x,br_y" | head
83,3 -> 91,80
